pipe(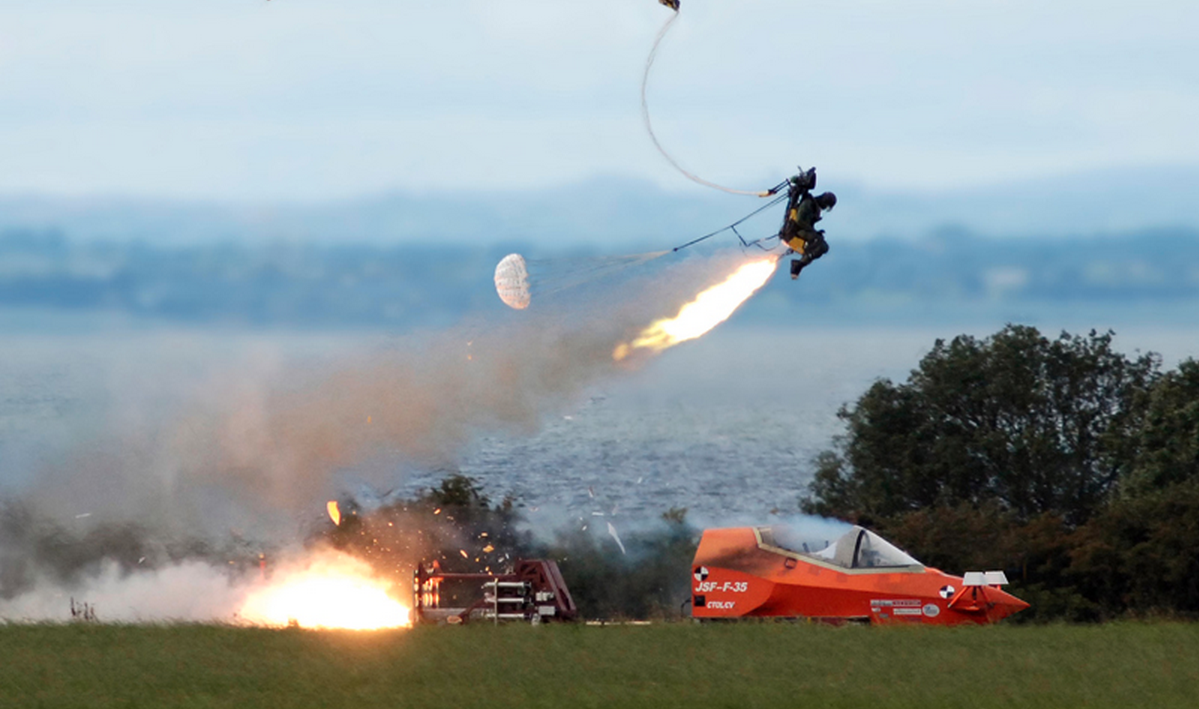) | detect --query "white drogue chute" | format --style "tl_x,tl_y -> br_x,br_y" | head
494,253 -> 531,310
493,251 -> 669,310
